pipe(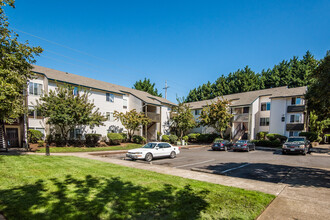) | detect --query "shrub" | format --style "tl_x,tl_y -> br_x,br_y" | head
120,133 -> 128,142
197,133 -> 219,143
168,135 -> 178,144
162,135 -> 170,142
182,136 -> 189,142
157,131 -> 161,141
37,140 -> 44,147
107,133 -> 123,145
266,133 -> 287,143
256,132 -> 268,140
188,133 -> 200,142
299,132 -> 318,142
132,135 -> 146,144
85,134 -> 101,147
252,140 -> 281,147
28,129 -> 44,144
46,134 -> 54,144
